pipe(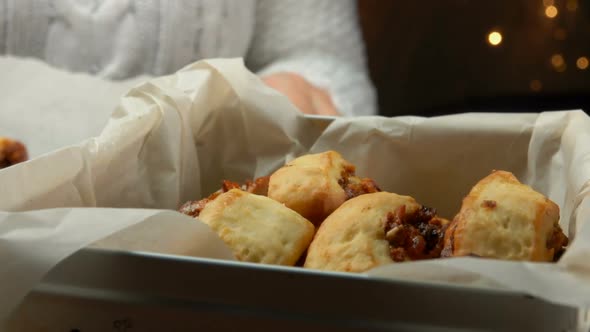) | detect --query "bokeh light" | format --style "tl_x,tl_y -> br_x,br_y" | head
551,54 -> 567,72
576,56 -> 589,70
545,5 -> 558,18
487,31 -> 503,46
551,54 -> 564,67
